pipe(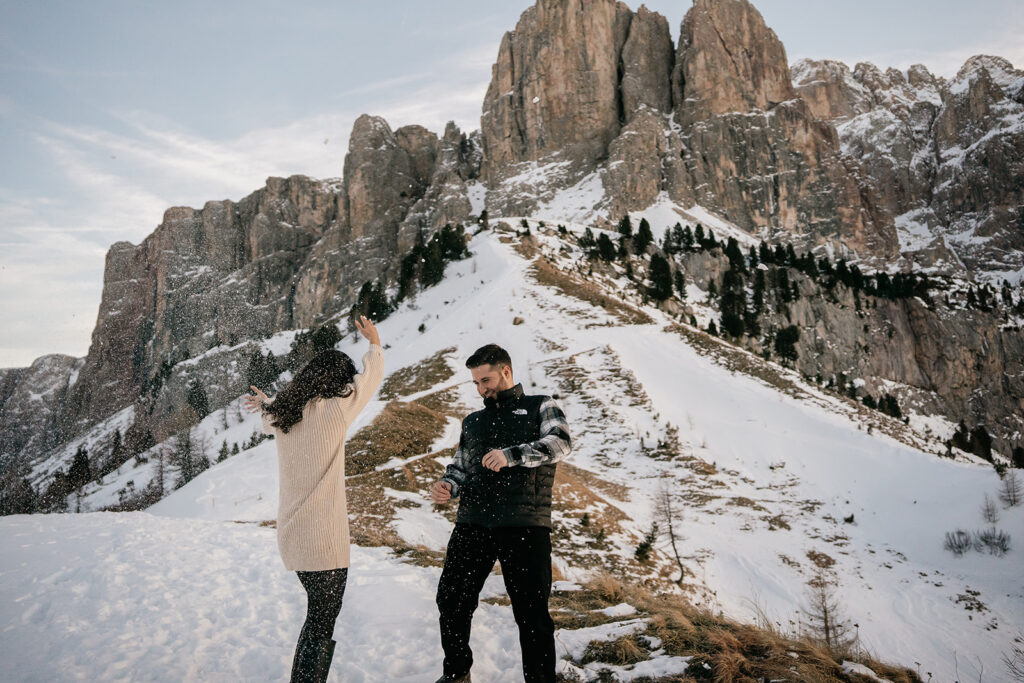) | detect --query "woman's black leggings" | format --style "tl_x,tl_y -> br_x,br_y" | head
296,567 -> 349,642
